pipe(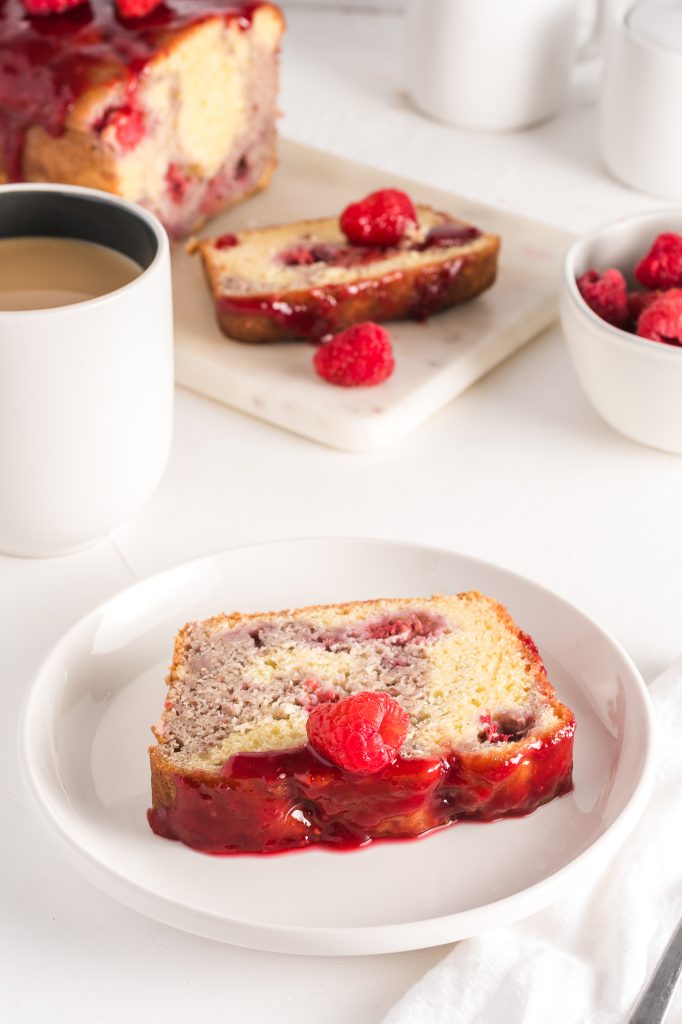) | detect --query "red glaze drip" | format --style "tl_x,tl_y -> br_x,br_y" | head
0,0 -> 265,179
218,284 -> 374,341
217,260 -> 469,341
410,258 -> 464,321
148,719 -> 575,855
